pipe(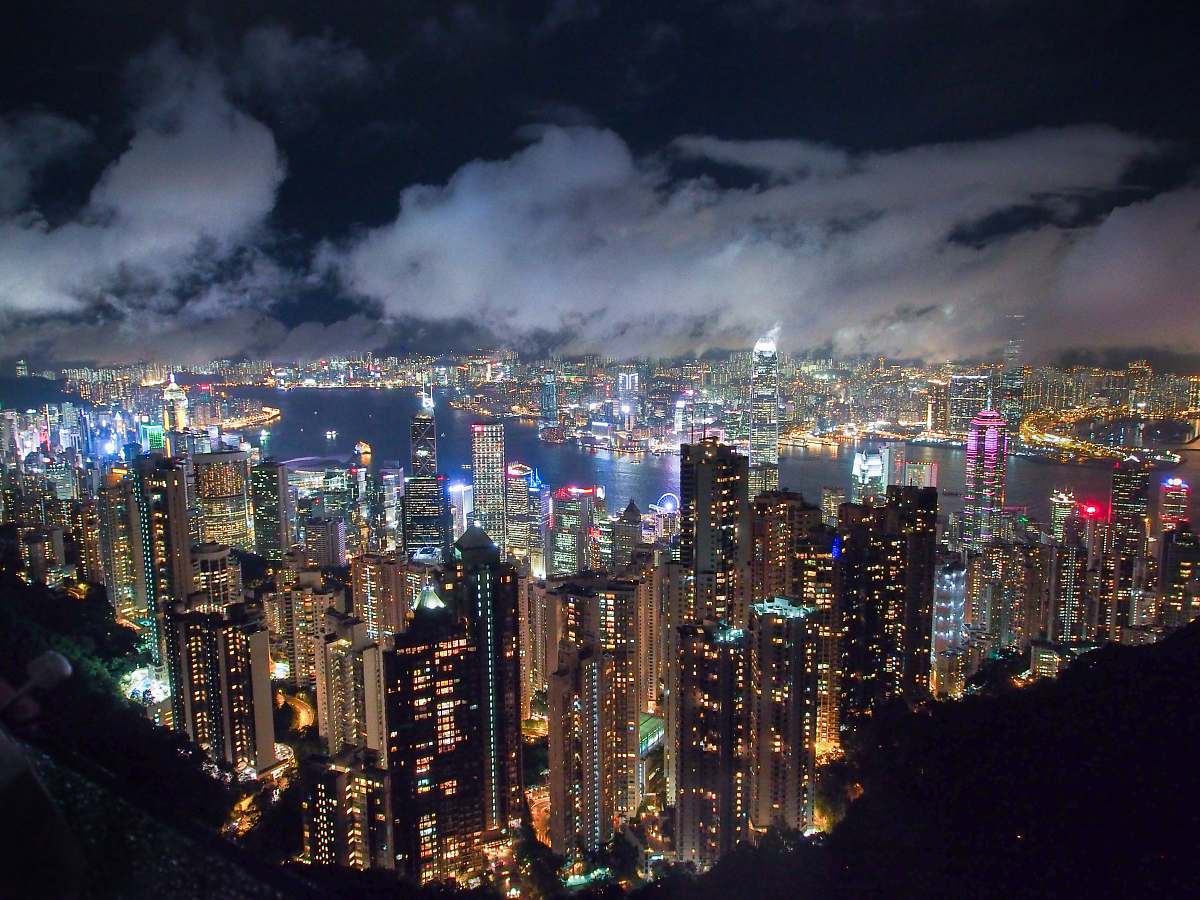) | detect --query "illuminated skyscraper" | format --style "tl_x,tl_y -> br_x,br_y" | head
470,423 -> 506,552
193,449 -> 255,552
930,560 -> 966,698
749,332 -> 780,496
313,608 -> 385,758
404,472 -> 450,560
192,543 -> 242,610
747,598 -> 819,835
438,527 -> 523,832
820,486 -> 844,528
612,499 -> 642,572
1049,489 -> 1076,543
540,370 -> 558,424
305,515 -> 347,568
505,463 -> 533,563
948,373 -> 990,436
1160,525 -> 1200,628
410,412 -> 437,477
1107,461 -> 1151,640
549,486 -> 596,578
680,439 -> 751,625
98,466 -> 138,621
675,621 -> 747,871
1159,477 -> 1190,536
251,459 -> 292,560
162,373 -> 189,433
962,411 -> 1008,553
166,599 -> 277,776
